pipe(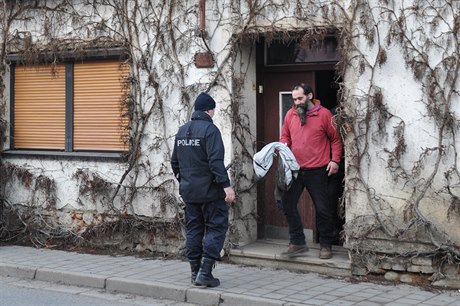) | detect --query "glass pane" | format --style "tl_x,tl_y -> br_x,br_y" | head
267,36 -> 339,65
279,92 -> 293,136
